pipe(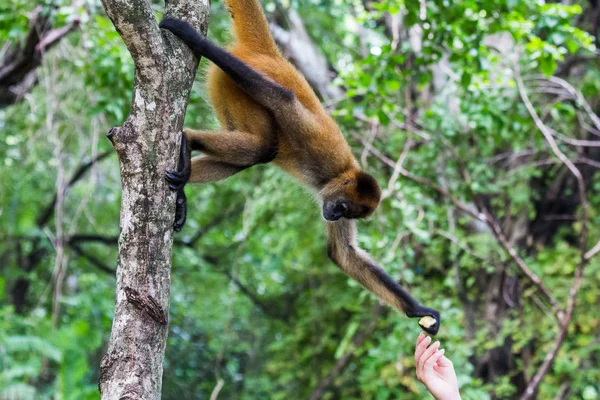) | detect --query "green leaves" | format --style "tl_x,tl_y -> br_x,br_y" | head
4,335 -> 62,362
